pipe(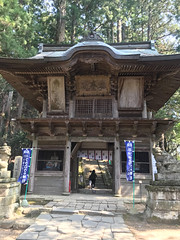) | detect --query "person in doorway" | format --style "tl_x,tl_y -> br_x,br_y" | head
89,170 -> 97,188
